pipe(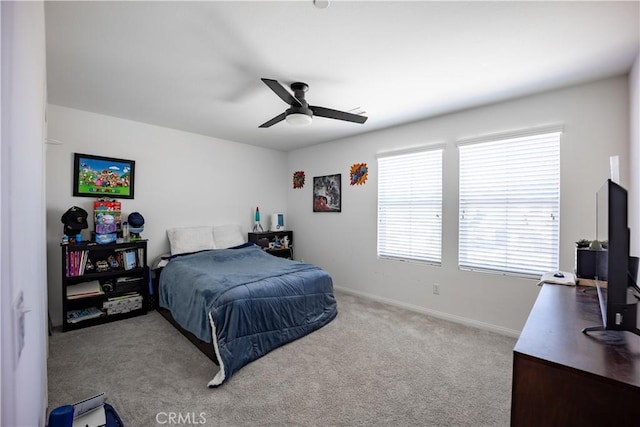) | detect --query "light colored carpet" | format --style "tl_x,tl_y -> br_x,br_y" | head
47,291 -> 516,426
